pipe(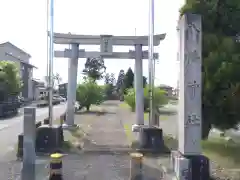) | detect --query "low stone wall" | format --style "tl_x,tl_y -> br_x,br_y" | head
17,121 -> 43,158
17,112 -> 66,158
